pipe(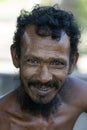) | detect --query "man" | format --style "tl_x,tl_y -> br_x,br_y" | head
0,4 -> 87,130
